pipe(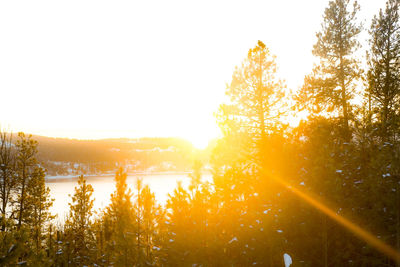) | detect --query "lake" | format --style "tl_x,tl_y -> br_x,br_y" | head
46,173 -> 206,222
